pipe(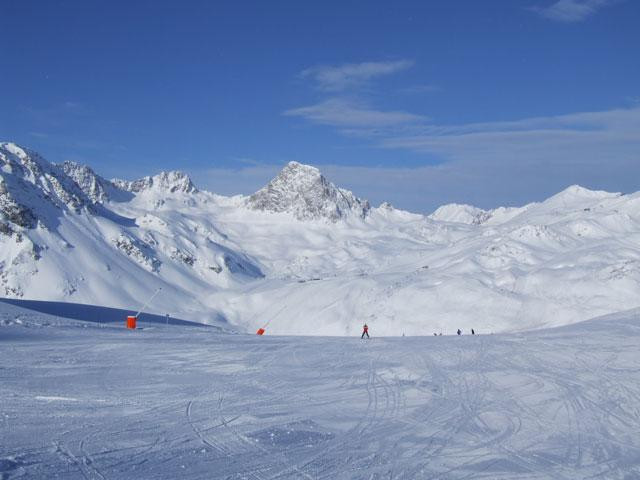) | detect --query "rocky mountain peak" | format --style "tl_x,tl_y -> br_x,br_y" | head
61,161 -> 112,203
1,143 -> 97,229
113,171 -> 197,194
1,142 -> 49,181
247,161 -> 370,221
281,160 -> 321,178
